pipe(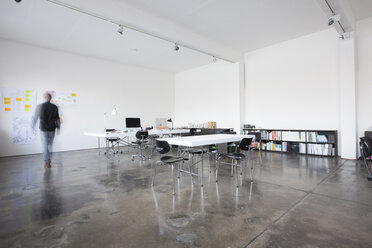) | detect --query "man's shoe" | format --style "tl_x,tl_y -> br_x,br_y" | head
44,162 -> 51,168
